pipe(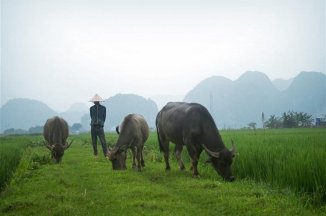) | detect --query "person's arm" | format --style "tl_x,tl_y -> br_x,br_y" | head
90,107 -> 93,126
103,106 -> 106,122
90,107 -> 92,118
